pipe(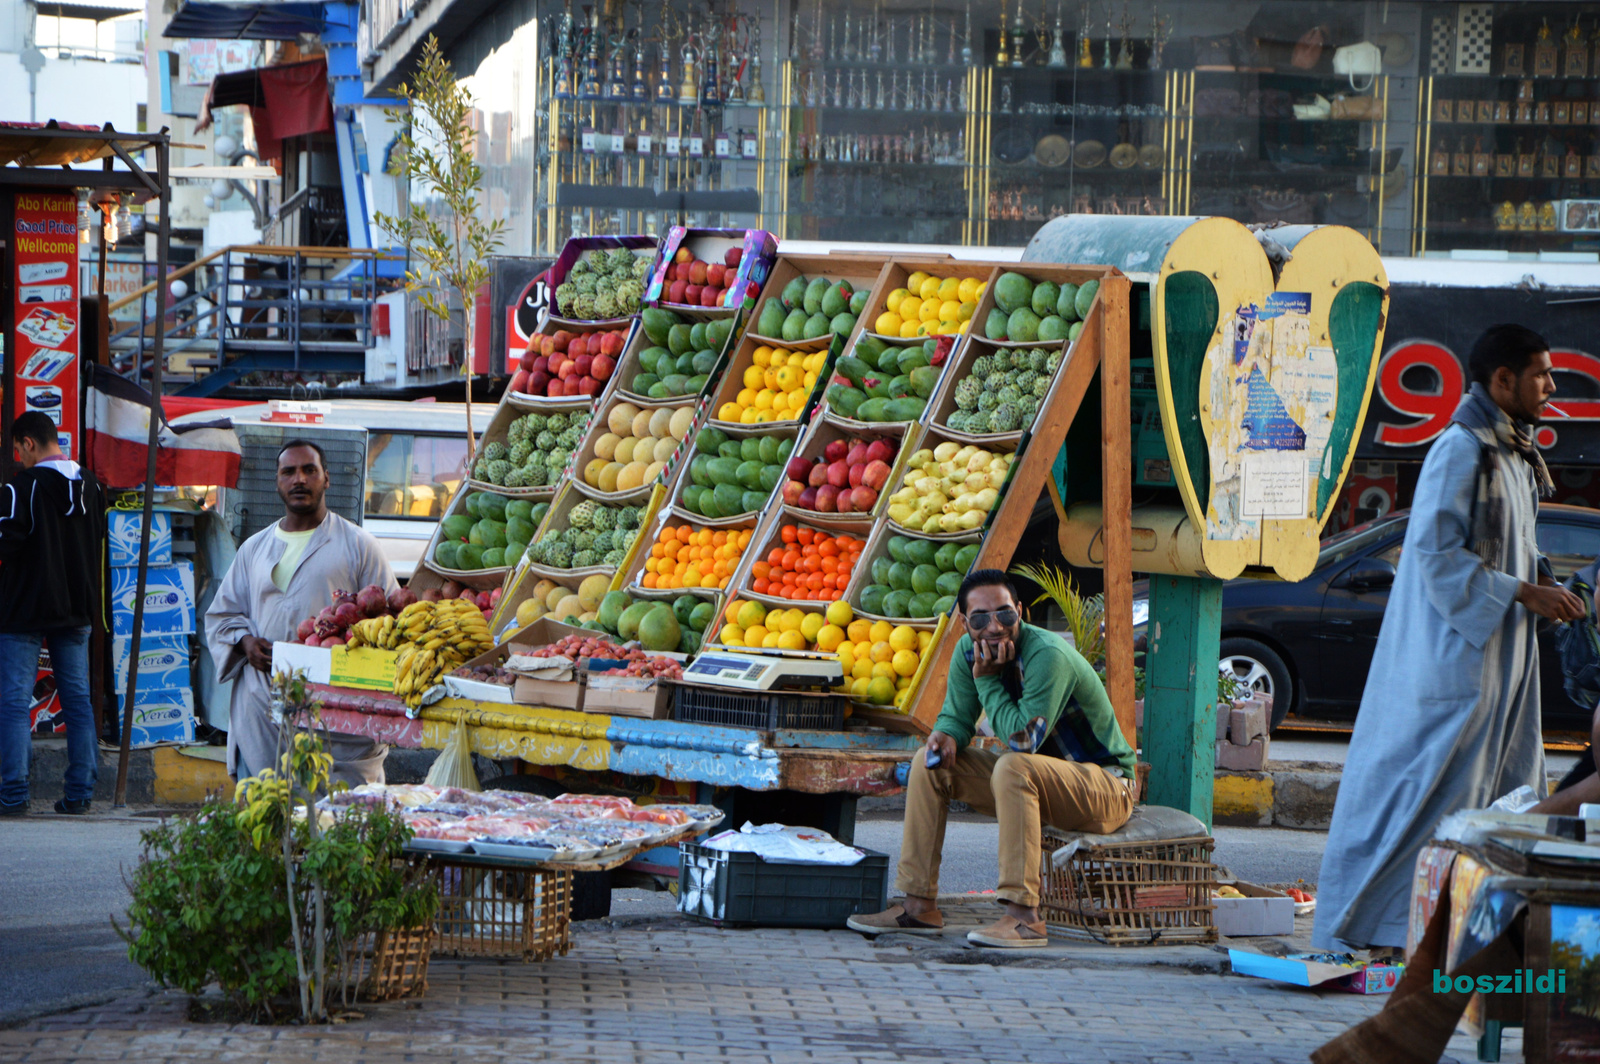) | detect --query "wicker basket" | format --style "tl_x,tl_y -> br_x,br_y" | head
430,860 -> 573,962
344,924 -> 433,1001
1039,833 -> 1219,947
